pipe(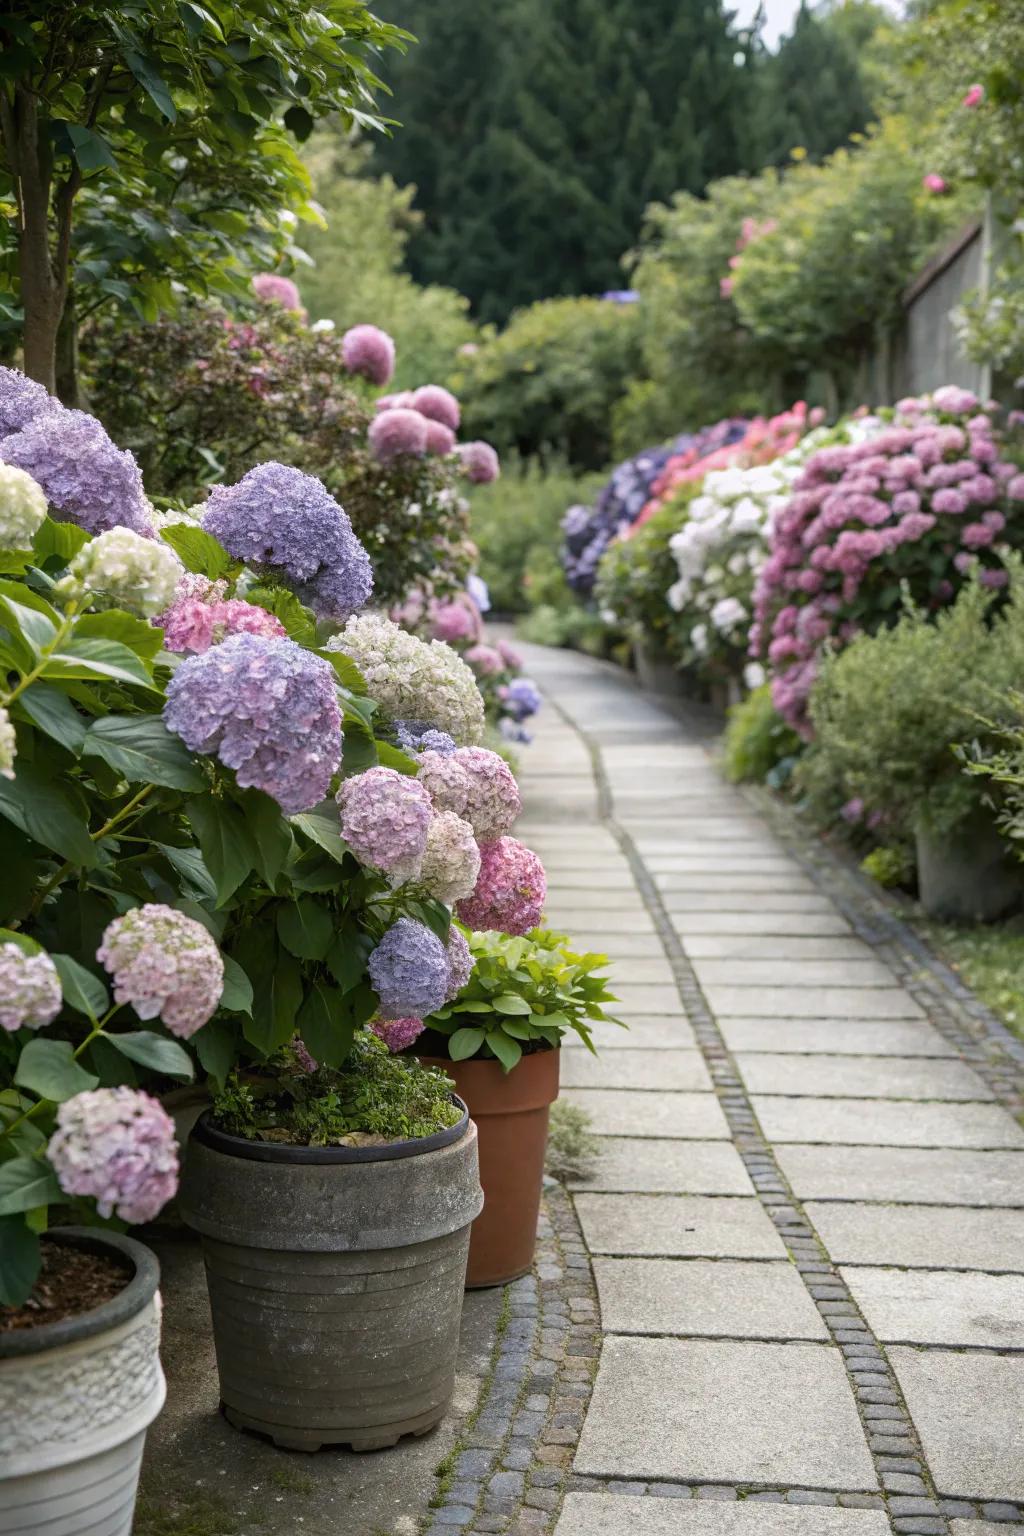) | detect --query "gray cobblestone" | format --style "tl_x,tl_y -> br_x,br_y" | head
786,1490 -> 838,1505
